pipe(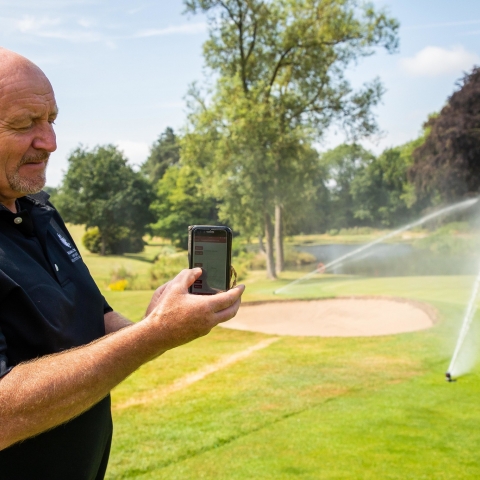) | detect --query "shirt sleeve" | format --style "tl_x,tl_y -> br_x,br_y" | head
103,297 -> 113,315
0,327 -> 12,378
